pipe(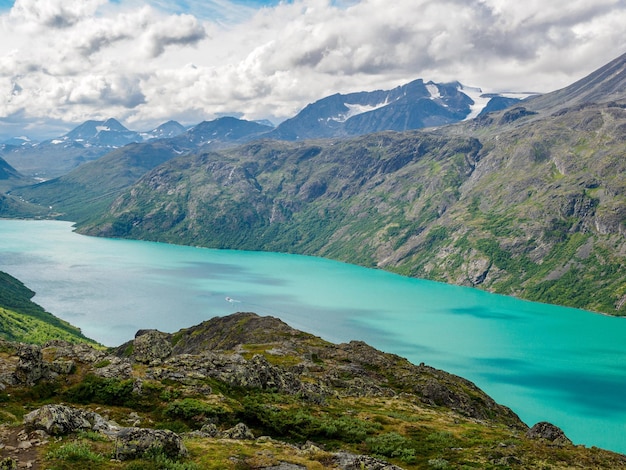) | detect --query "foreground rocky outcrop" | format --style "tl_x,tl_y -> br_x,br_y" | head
1,312 -> 625,469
